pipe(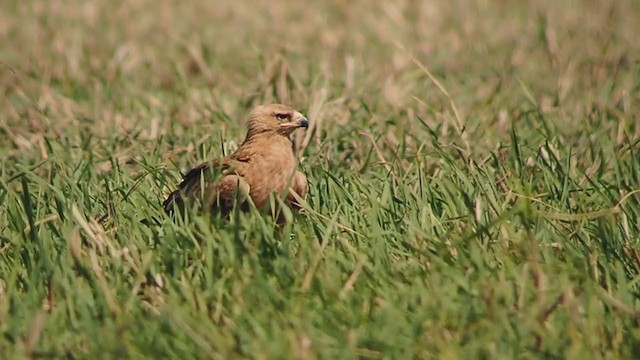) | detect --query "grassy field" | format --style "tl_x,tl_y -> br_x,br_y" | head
1,0 -> 640,358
